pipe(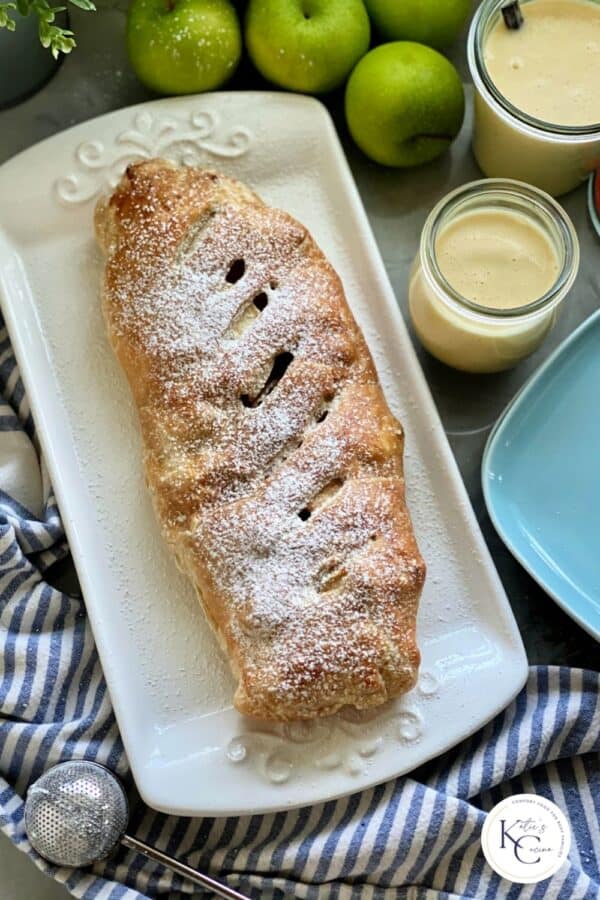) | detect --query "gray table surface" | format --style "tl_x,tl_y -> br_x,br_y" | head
0,3 -> 598,897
